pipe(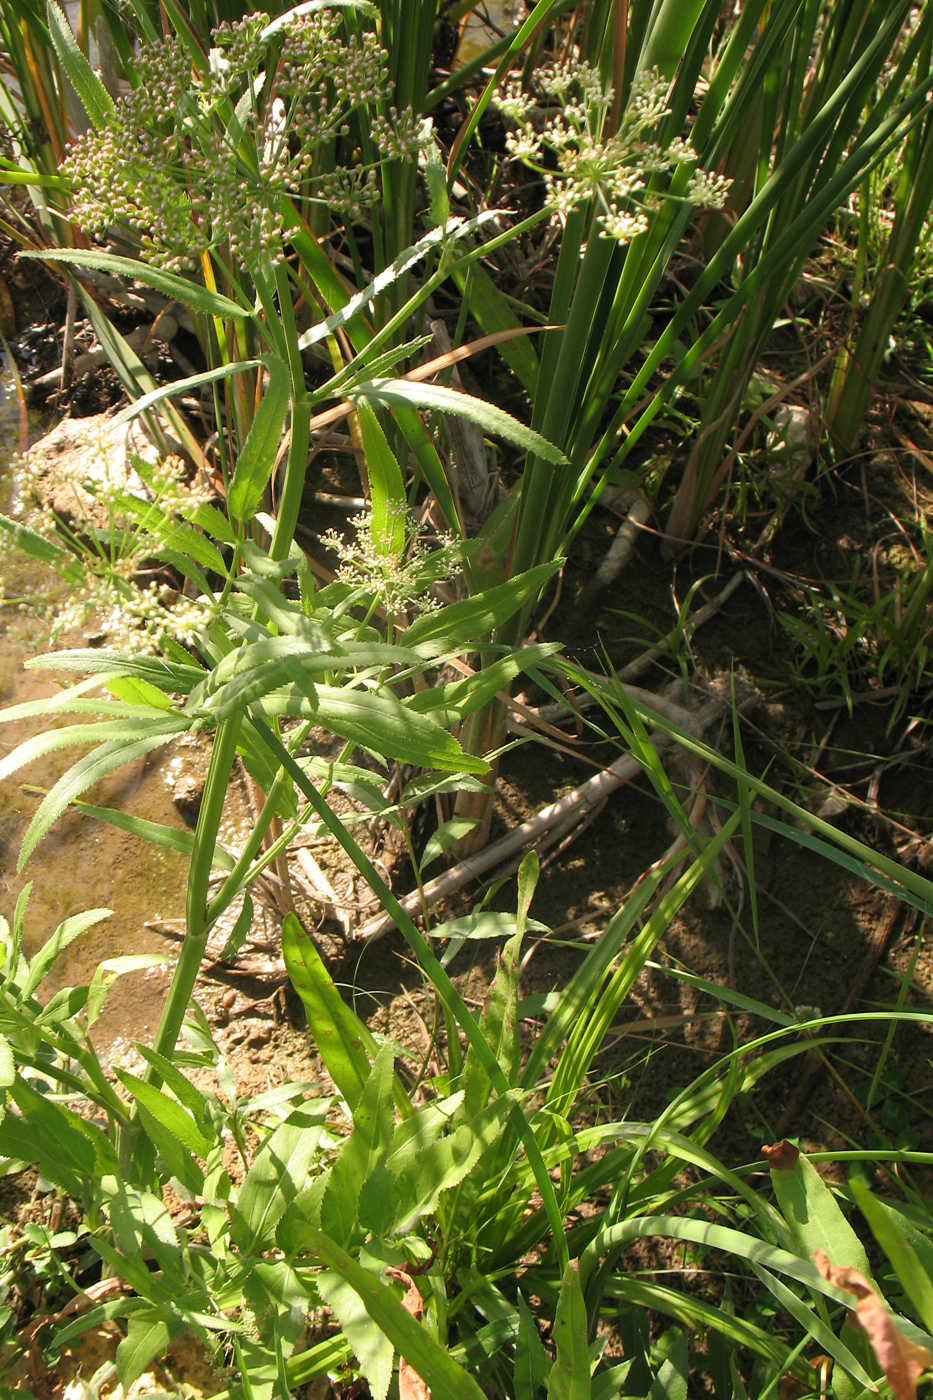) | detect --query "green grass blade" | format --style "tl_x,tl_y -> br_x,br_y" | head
111,360 -> 261,428
354,400 -> 406,555
547,1261 -> 591,1399
850,1178 -> 933,1333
